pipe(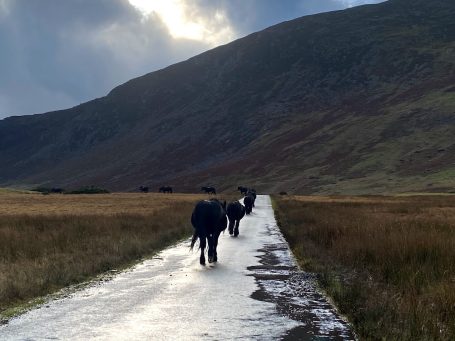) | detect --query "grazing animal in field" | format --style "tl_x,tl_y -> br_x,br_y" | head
226,201 -> 246,237
159,186 -> 173,193
139,186 -> 149,193
50,188 -> 64,194
190,199 -> 227,265
201,186 -> 216,195
237,186 -> 248,195
243,195 -> 254,215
